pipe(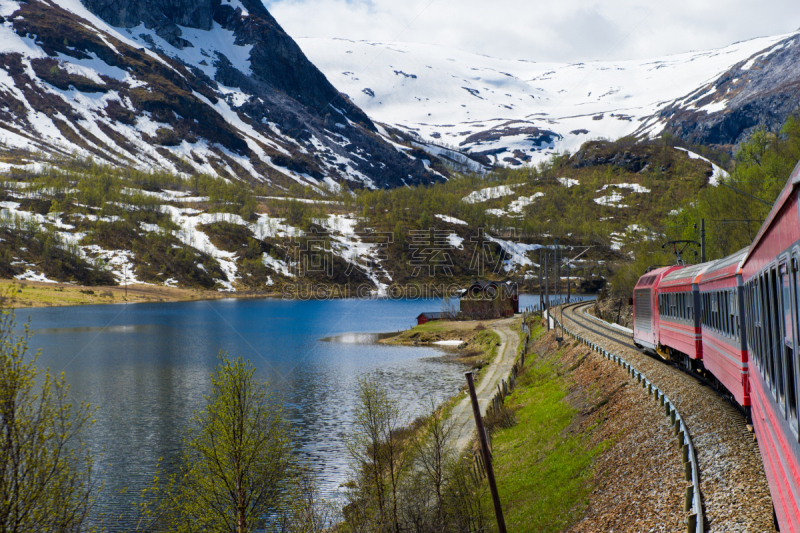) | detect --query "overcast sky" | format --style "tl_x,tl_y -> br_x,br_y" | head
263,0 -> 800,62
